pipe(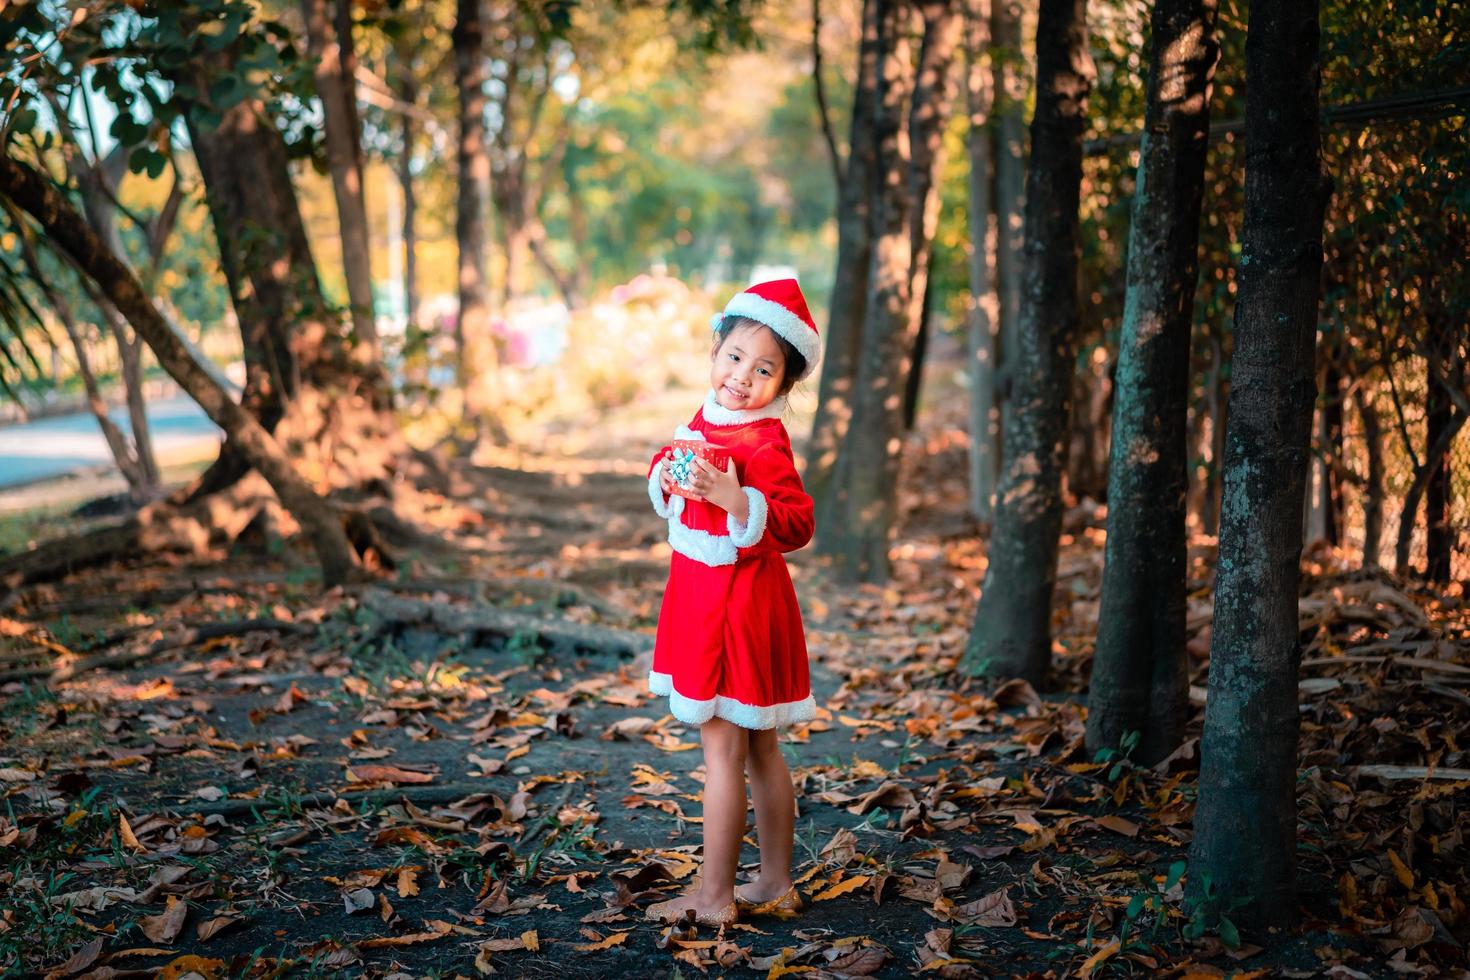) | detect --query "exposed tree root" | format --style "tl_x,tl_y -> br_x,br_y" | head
358,588 -> 652,658
178,782 -> 496,819
0,617 -> 307,684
